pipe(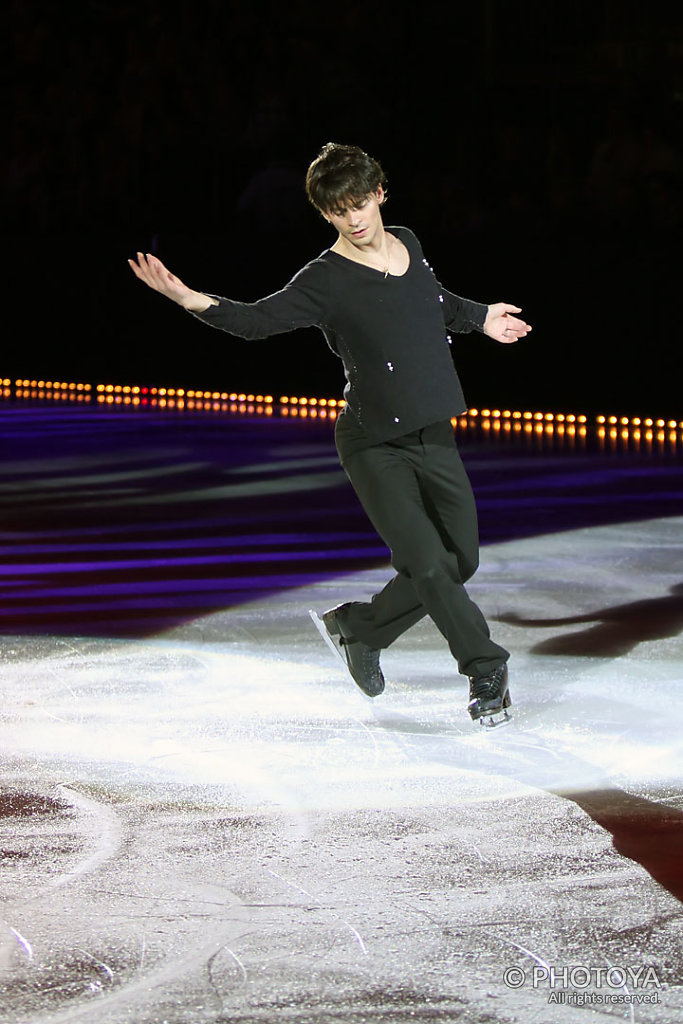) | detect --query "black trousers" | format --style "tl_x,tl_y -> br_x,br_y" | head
336,420 -> 509,678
